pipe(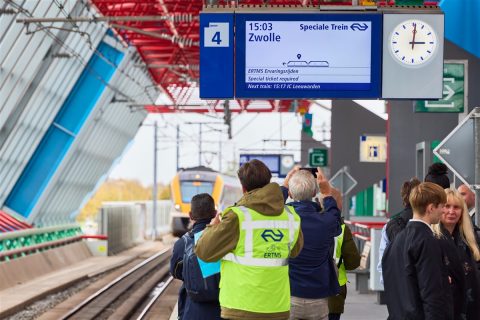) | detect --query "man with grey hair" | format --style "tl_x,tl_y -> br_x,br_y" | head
282,167 -> 342,320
